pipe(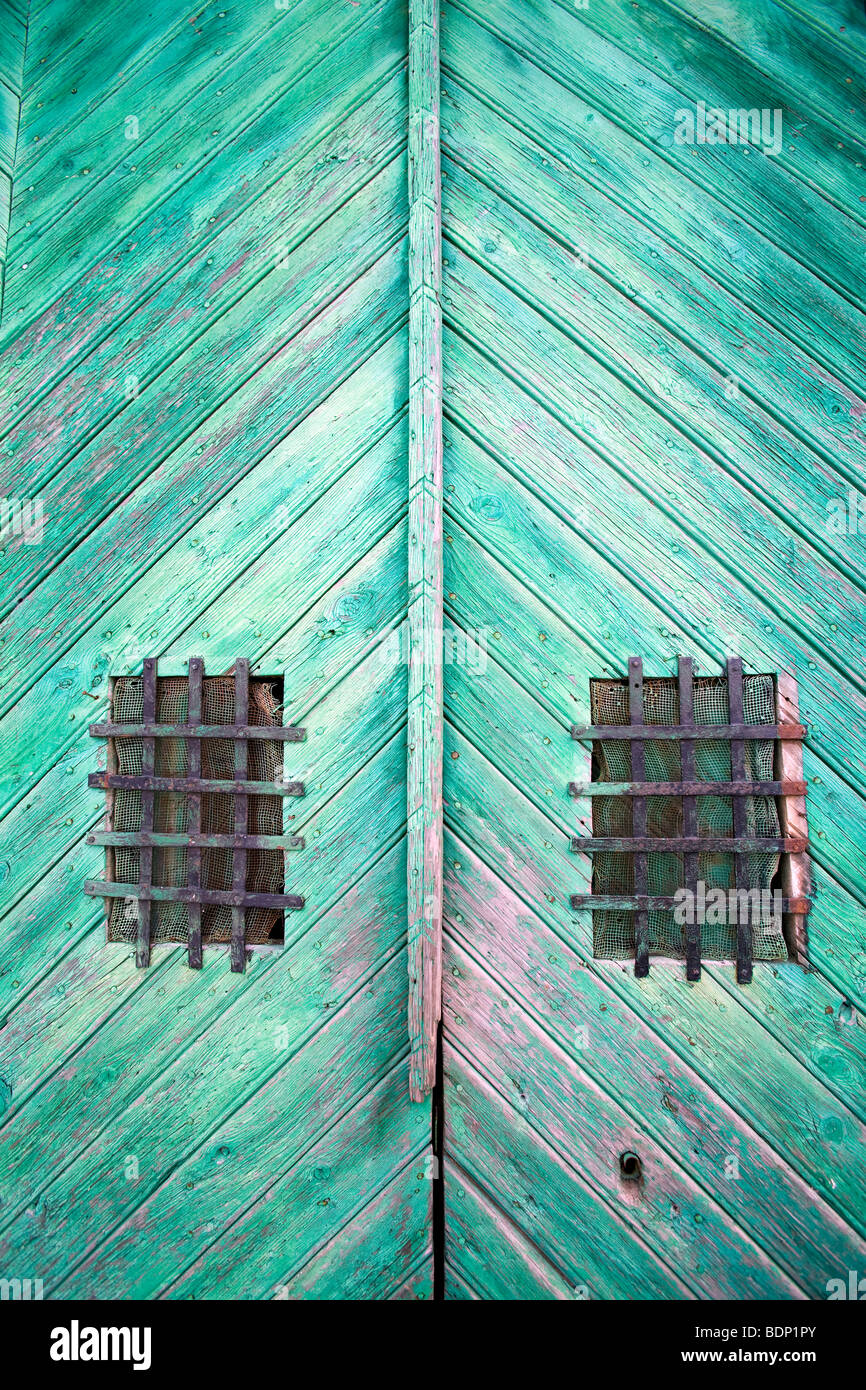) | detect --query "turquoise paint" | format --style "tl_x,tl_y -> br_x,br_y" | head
0,0 -> 864,1303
